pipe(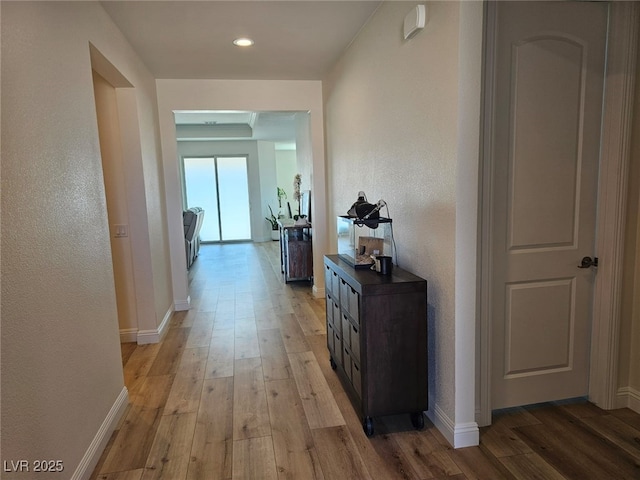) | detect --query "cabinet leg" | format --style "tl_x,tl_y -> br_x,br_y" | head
329,357 -> 337,370
363,416 -> 374,437
410,412 -> 425,430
